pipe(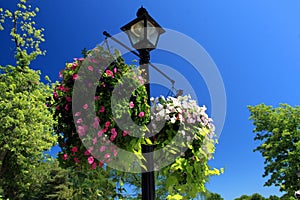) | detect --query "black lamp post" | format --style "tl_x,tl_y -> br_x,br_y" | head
121,7 -> 165,200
